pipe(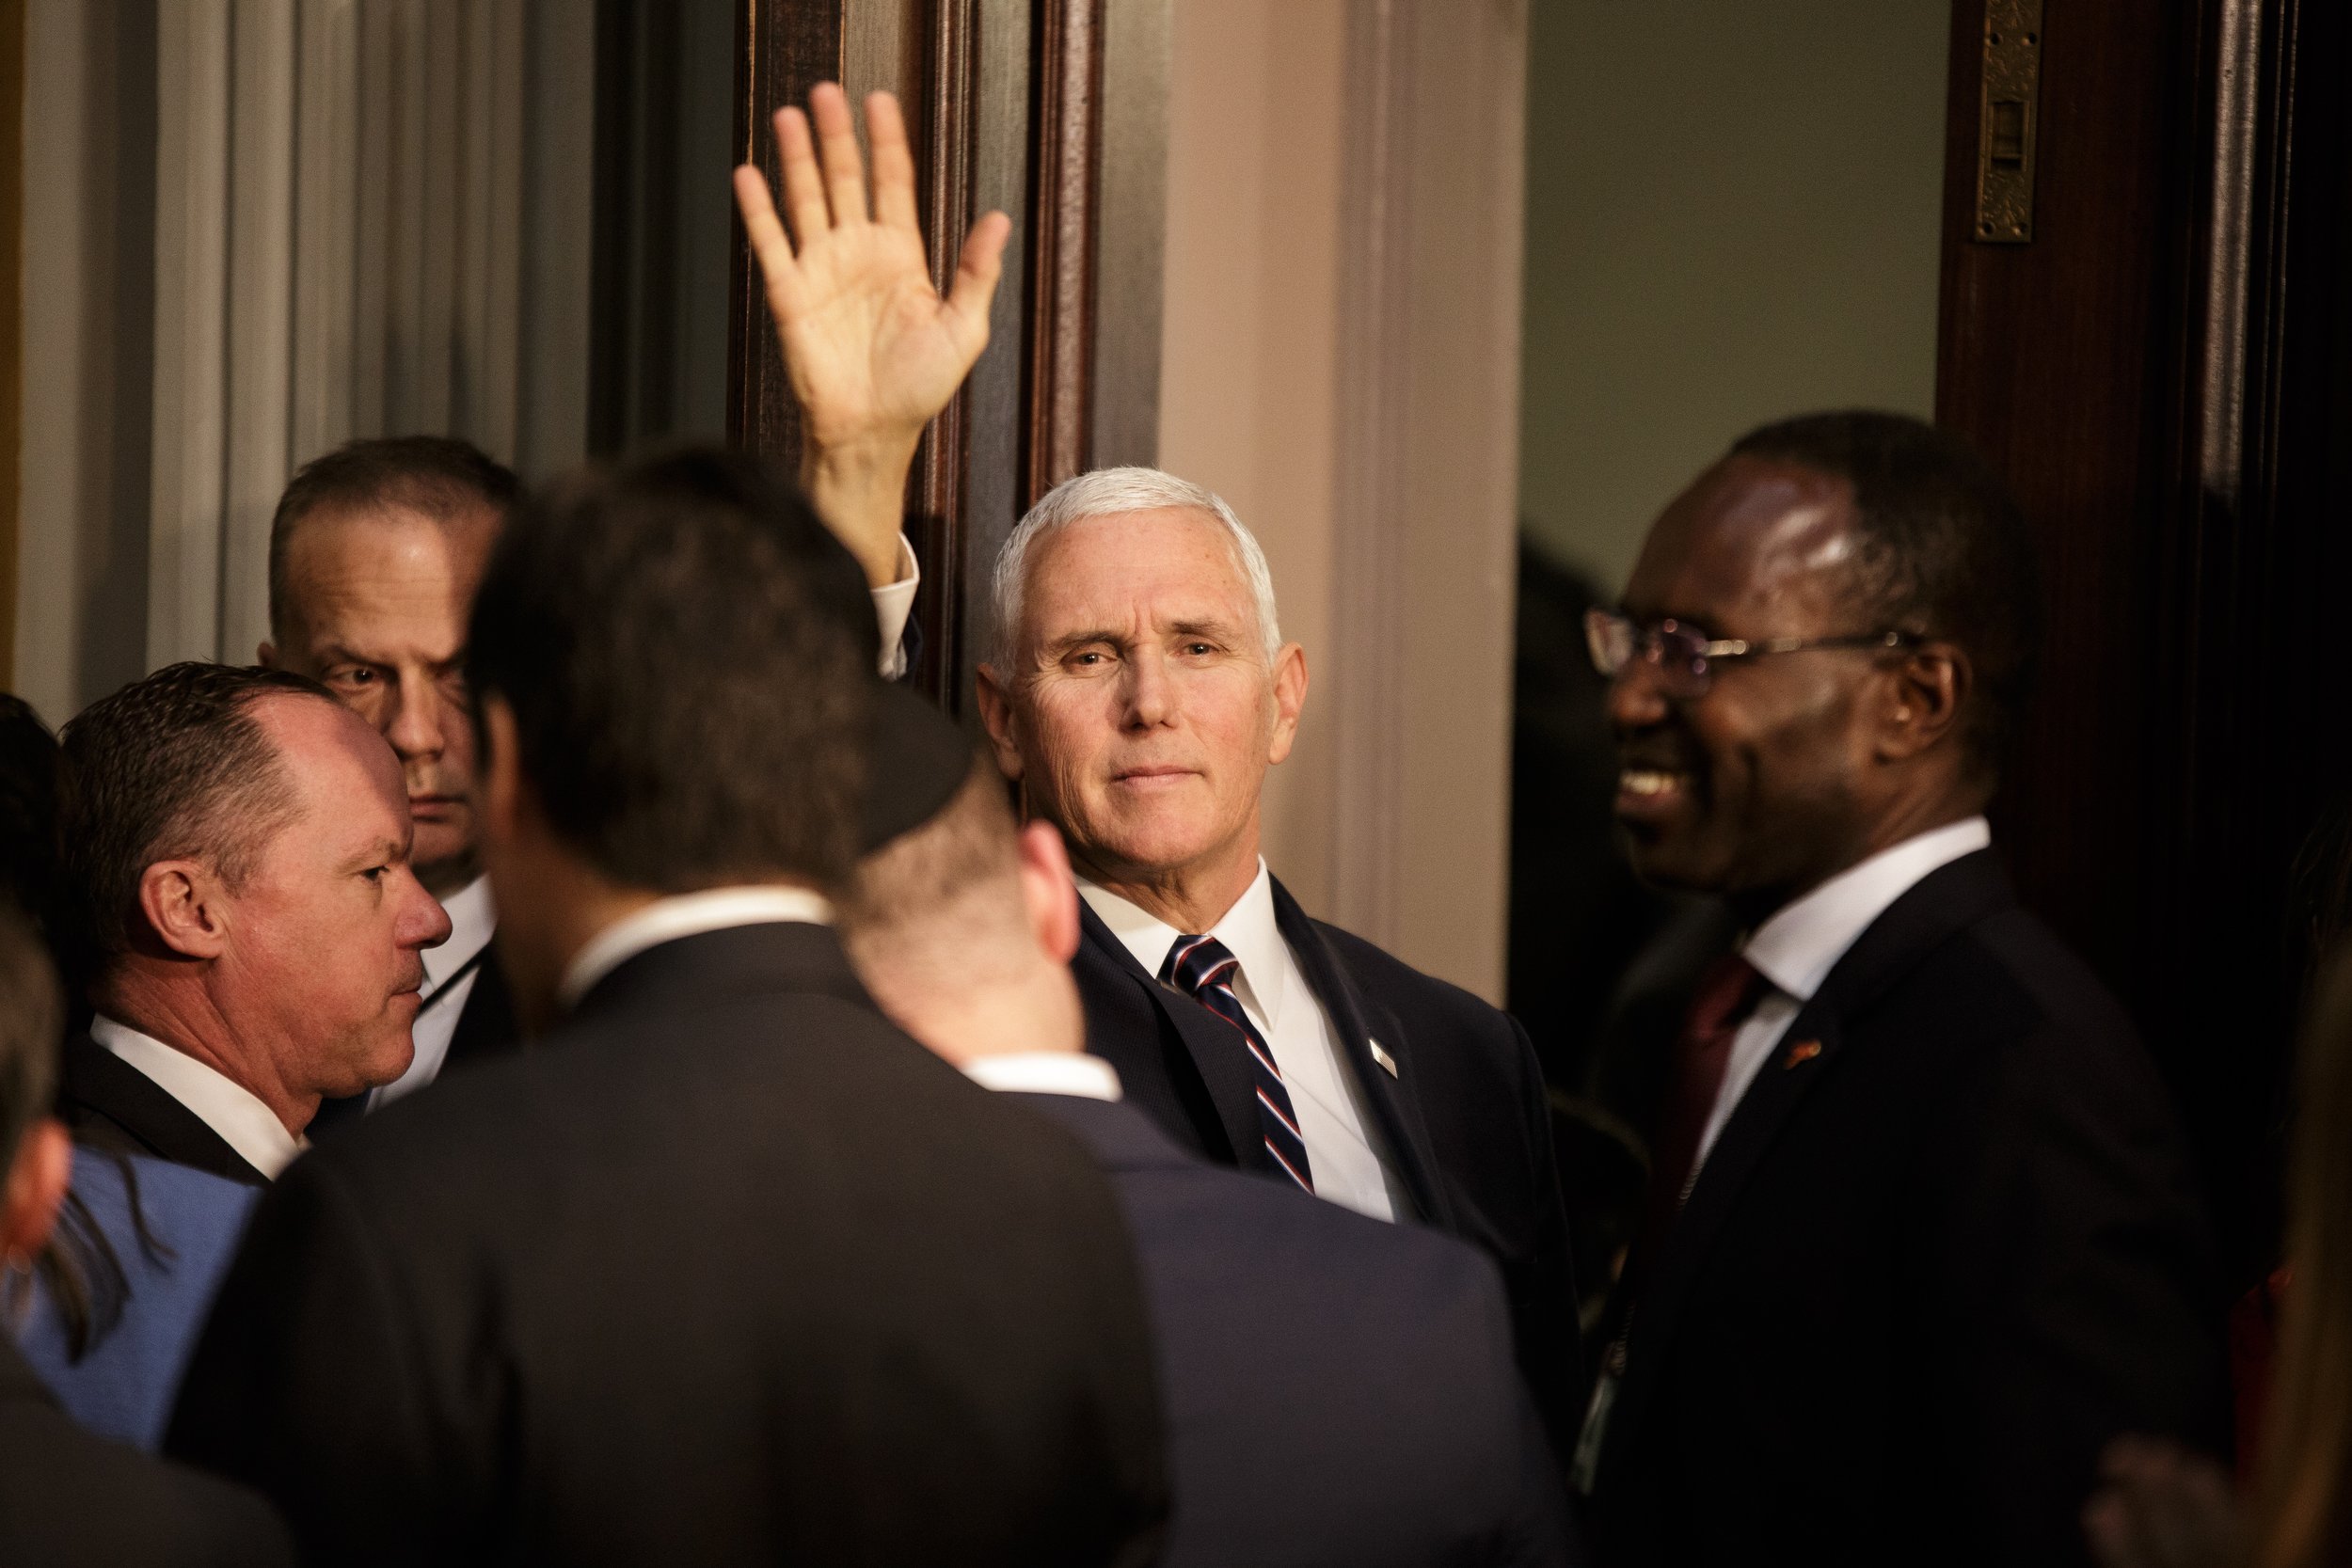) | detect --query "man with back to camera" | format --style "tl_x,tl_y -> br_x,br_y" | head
50,662 -> 452,1184
166,91 -> 1168,1562
1575,411 -> 2224,1566
839,718 -> 1577,1567
265,90 -> 953,1107
732,86 -> 1580,1447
